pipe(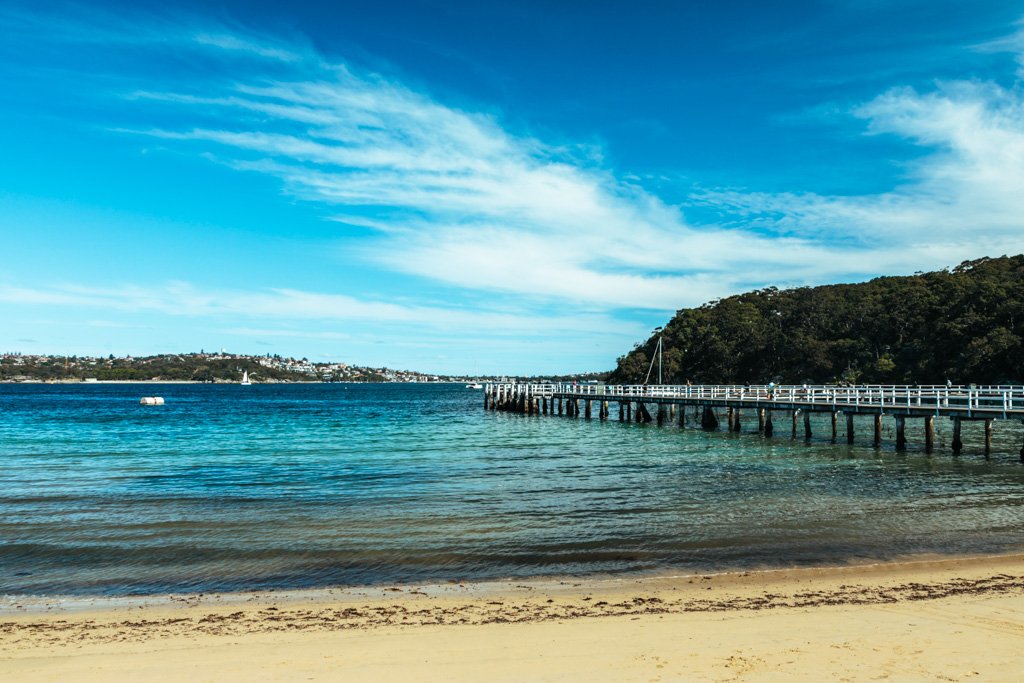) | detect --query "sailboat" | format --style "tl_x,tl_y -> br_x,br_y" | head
240,370 -> 252,386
